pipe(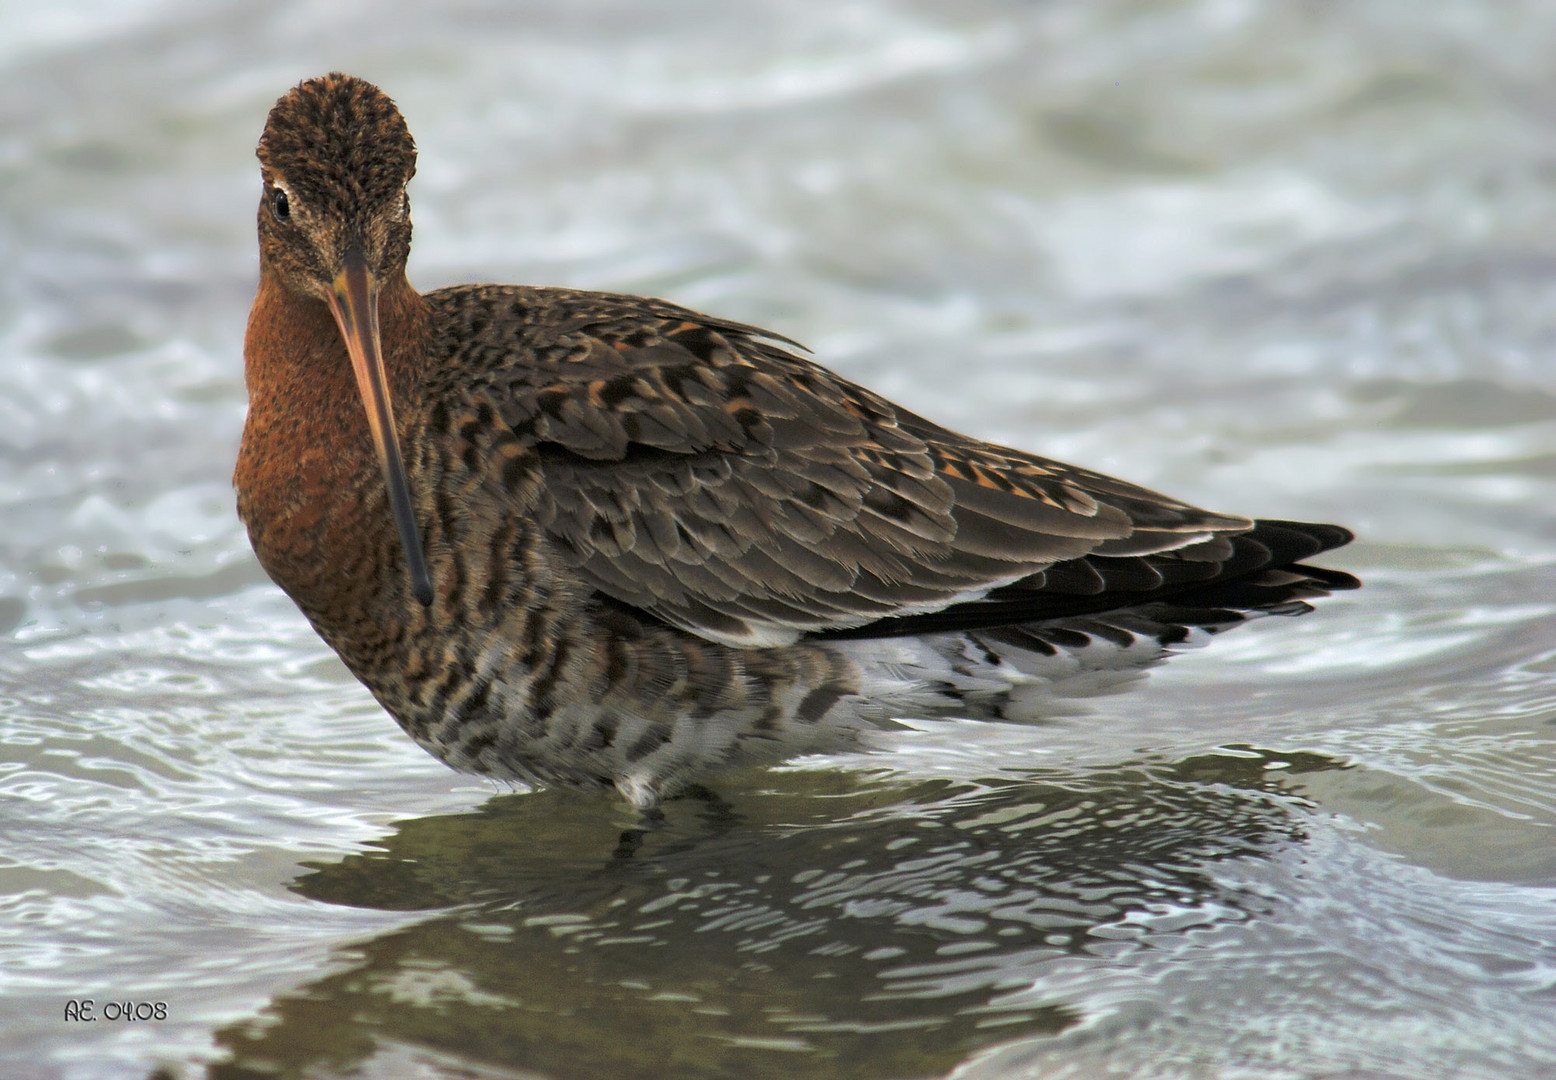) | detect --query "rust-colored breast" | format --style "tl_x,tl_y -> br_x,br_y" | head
235,271 -> 431,663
